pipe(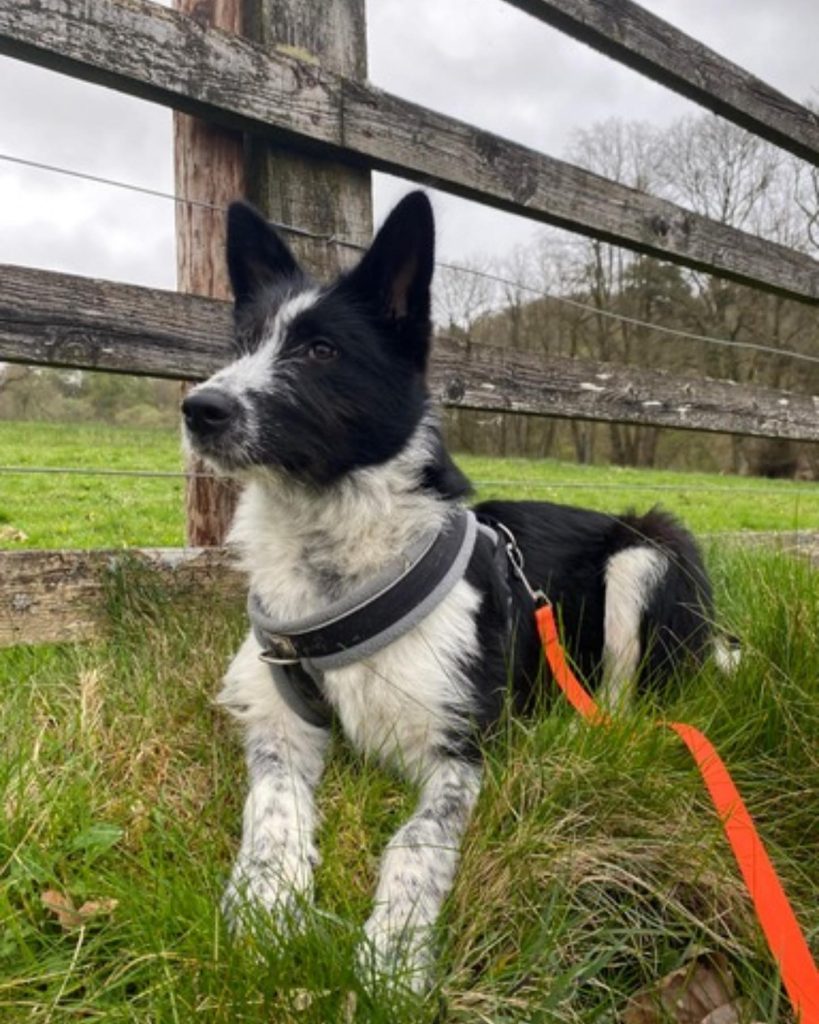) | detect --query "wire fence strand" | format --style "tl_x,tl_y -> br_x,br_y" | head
437,263 -> 819,367
0,465 -> 211,479
0,152 -> 358,245
4,150 -> 819,368
0,464 -> 816,496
